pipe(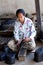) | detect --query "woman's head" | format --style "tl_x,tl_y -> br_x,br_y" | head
16,9 -> 25,23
